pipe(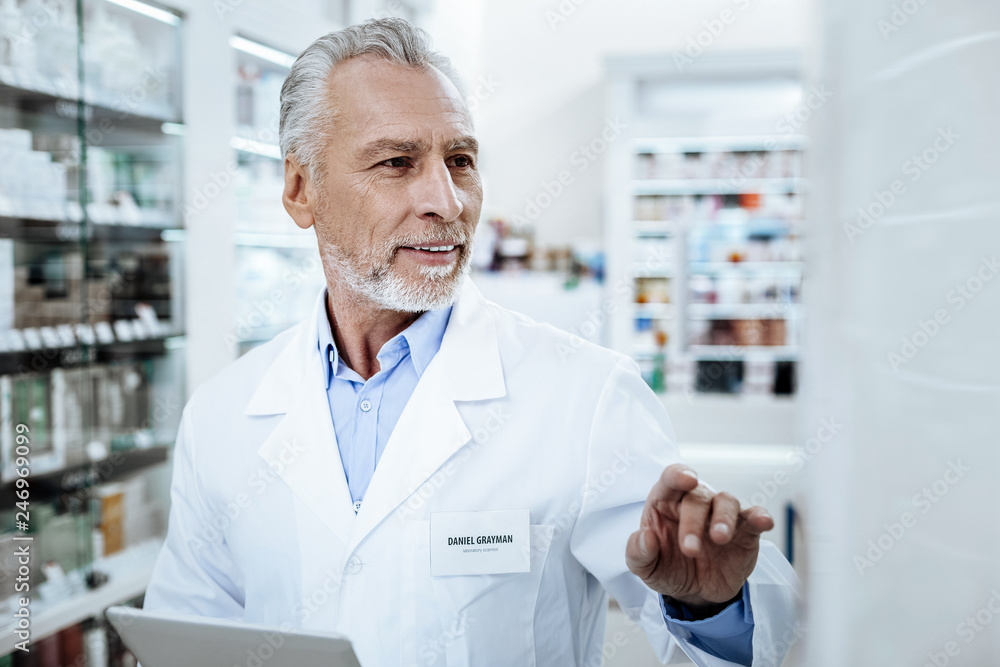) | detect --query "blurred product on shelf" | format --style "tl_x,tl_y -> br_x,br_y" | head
472,217 -> 604,280
688,318 -> 787,347
82,1 -> 176,116
3,246 -> 172,329
688,272 -> 799,306
0,360 -> 157,483
636,329 -> 669,393
695,359 -> 745,394
635,148 -> 802,181
0,127 -> 178,227
0,502 -> 159,663
0,0 -> 77,80
633,191 -> 803,223
0,129 -> 73,222
0,0 -> 179,119
635,276 -> 670,304
86,148 -> 178,227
